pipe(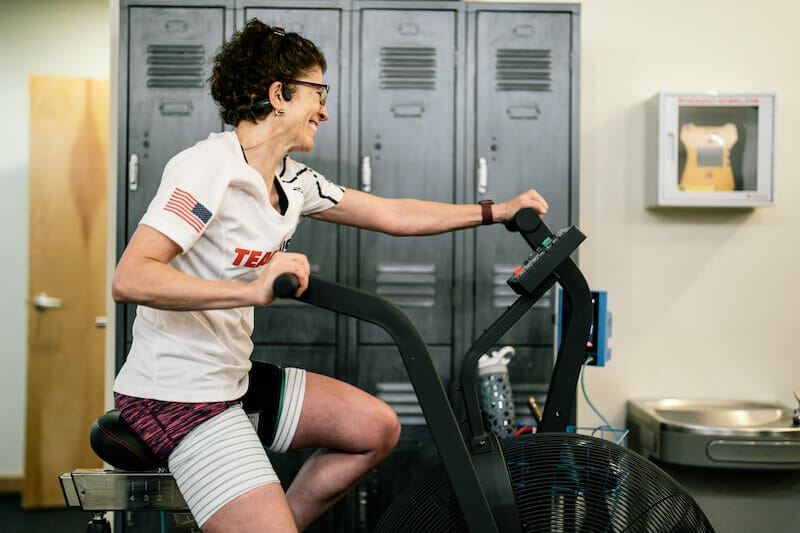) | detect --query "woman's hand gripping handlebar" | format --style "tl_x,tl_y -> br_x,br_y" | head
273,273 -> 302,299
250,251 -> 309,305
